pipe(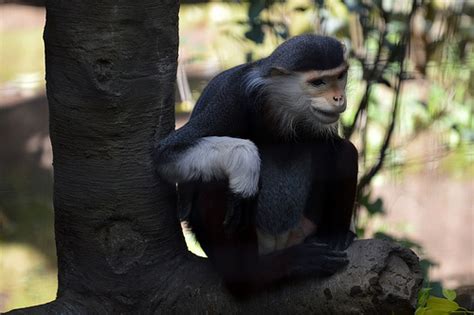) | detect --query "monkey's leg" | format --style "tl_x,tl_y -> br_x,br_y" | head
228,241 -> 349,296
211,239 -> 349,297
188,180 -> 262,294
189,181 -> 349,296
306,139 -> 358,251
